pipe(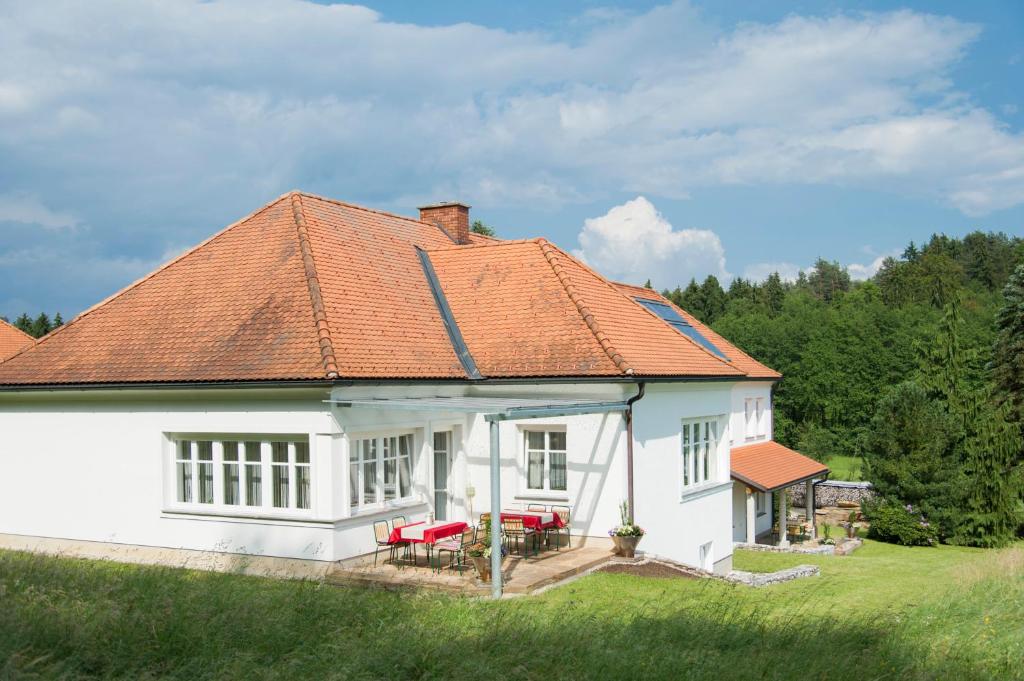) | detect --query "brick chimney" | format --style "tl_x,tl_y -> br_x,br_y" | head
419,202 -> 471,244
